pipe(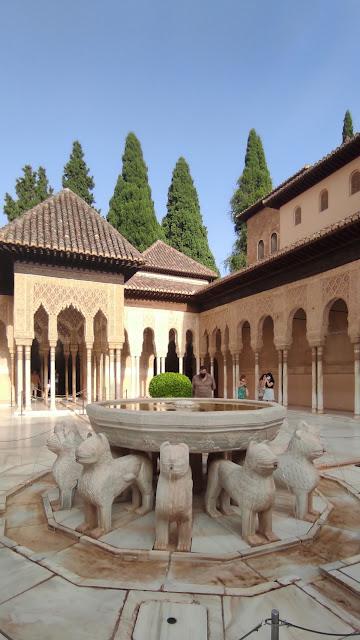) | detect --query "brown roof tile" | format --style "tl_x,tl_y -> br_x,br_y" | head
142,240 -> 217,280
125,272 -> 205,300
0,189 -> 144,265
